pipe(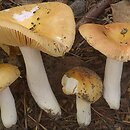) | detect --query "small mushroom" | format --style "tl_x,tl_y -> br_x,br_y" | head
79,23 -> 130,109
0,2 -> 75,116
61,67 -> 103,126
0,64 -> 20,128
